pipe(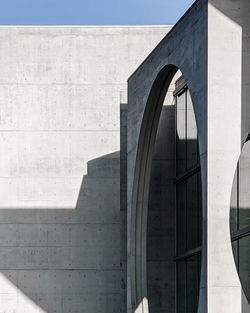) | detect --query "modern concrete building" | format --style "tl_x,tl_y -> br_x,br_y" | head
0,1 -> 250,313
126,1 -> 250,313
0,26 -> 171,313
